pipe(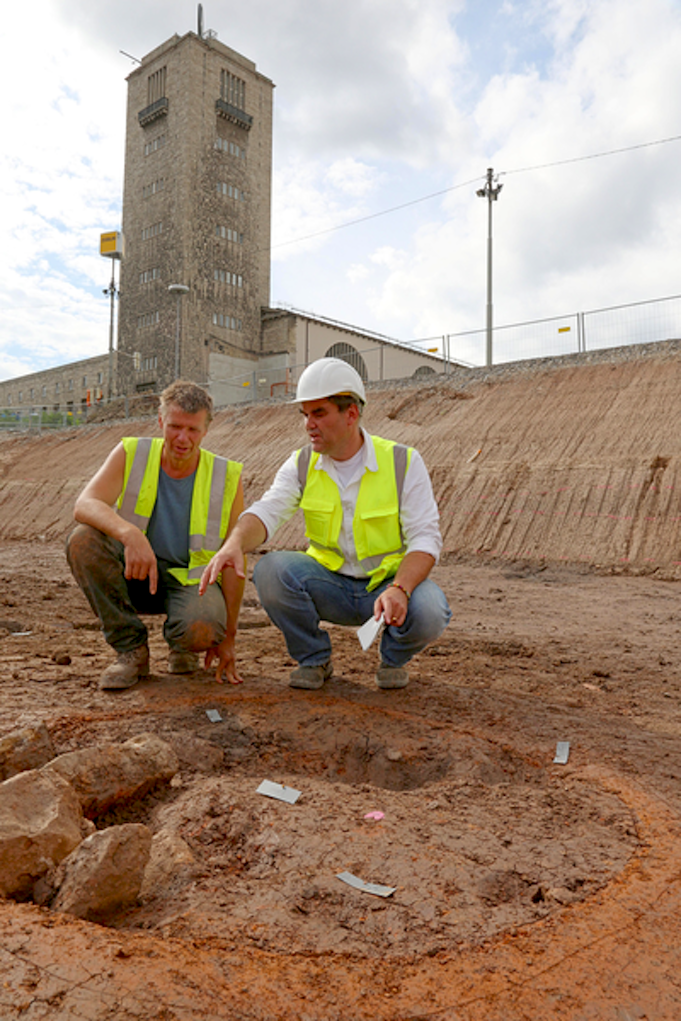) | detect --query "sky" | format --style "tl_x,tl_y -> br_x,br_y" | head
2,0 -> 681,380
